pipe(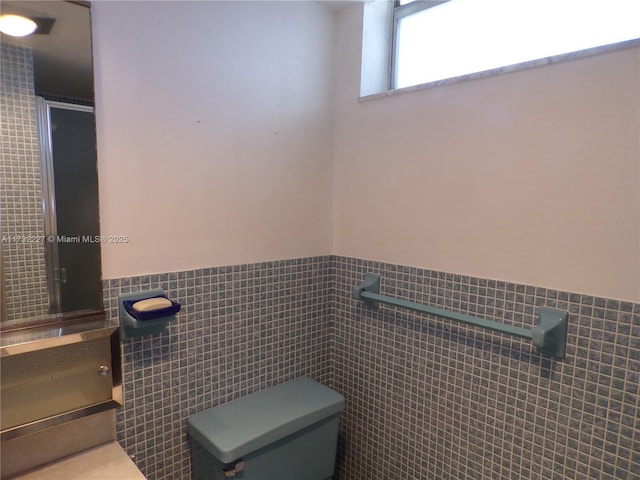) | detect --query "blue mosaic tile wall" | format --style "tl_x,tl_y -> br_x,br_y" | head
0,42 -> 49,322
106,255 -> 639,479
330,256 -> 639,480
103,257 -> 333,479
